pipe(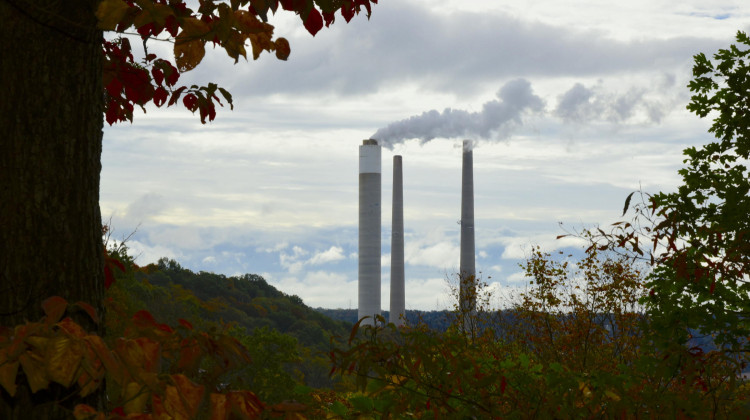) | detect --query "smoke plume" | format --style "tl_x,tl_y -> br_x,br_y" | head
372,79 -> 543,149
